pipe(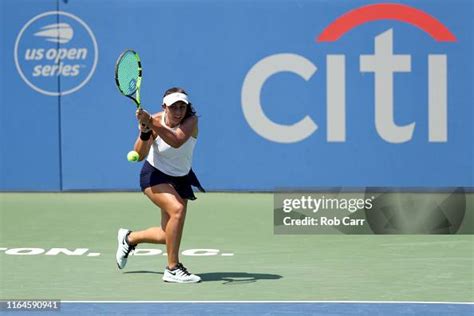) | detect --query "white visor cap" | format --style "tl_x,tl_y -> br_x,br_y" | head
163,92 -> 189,106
